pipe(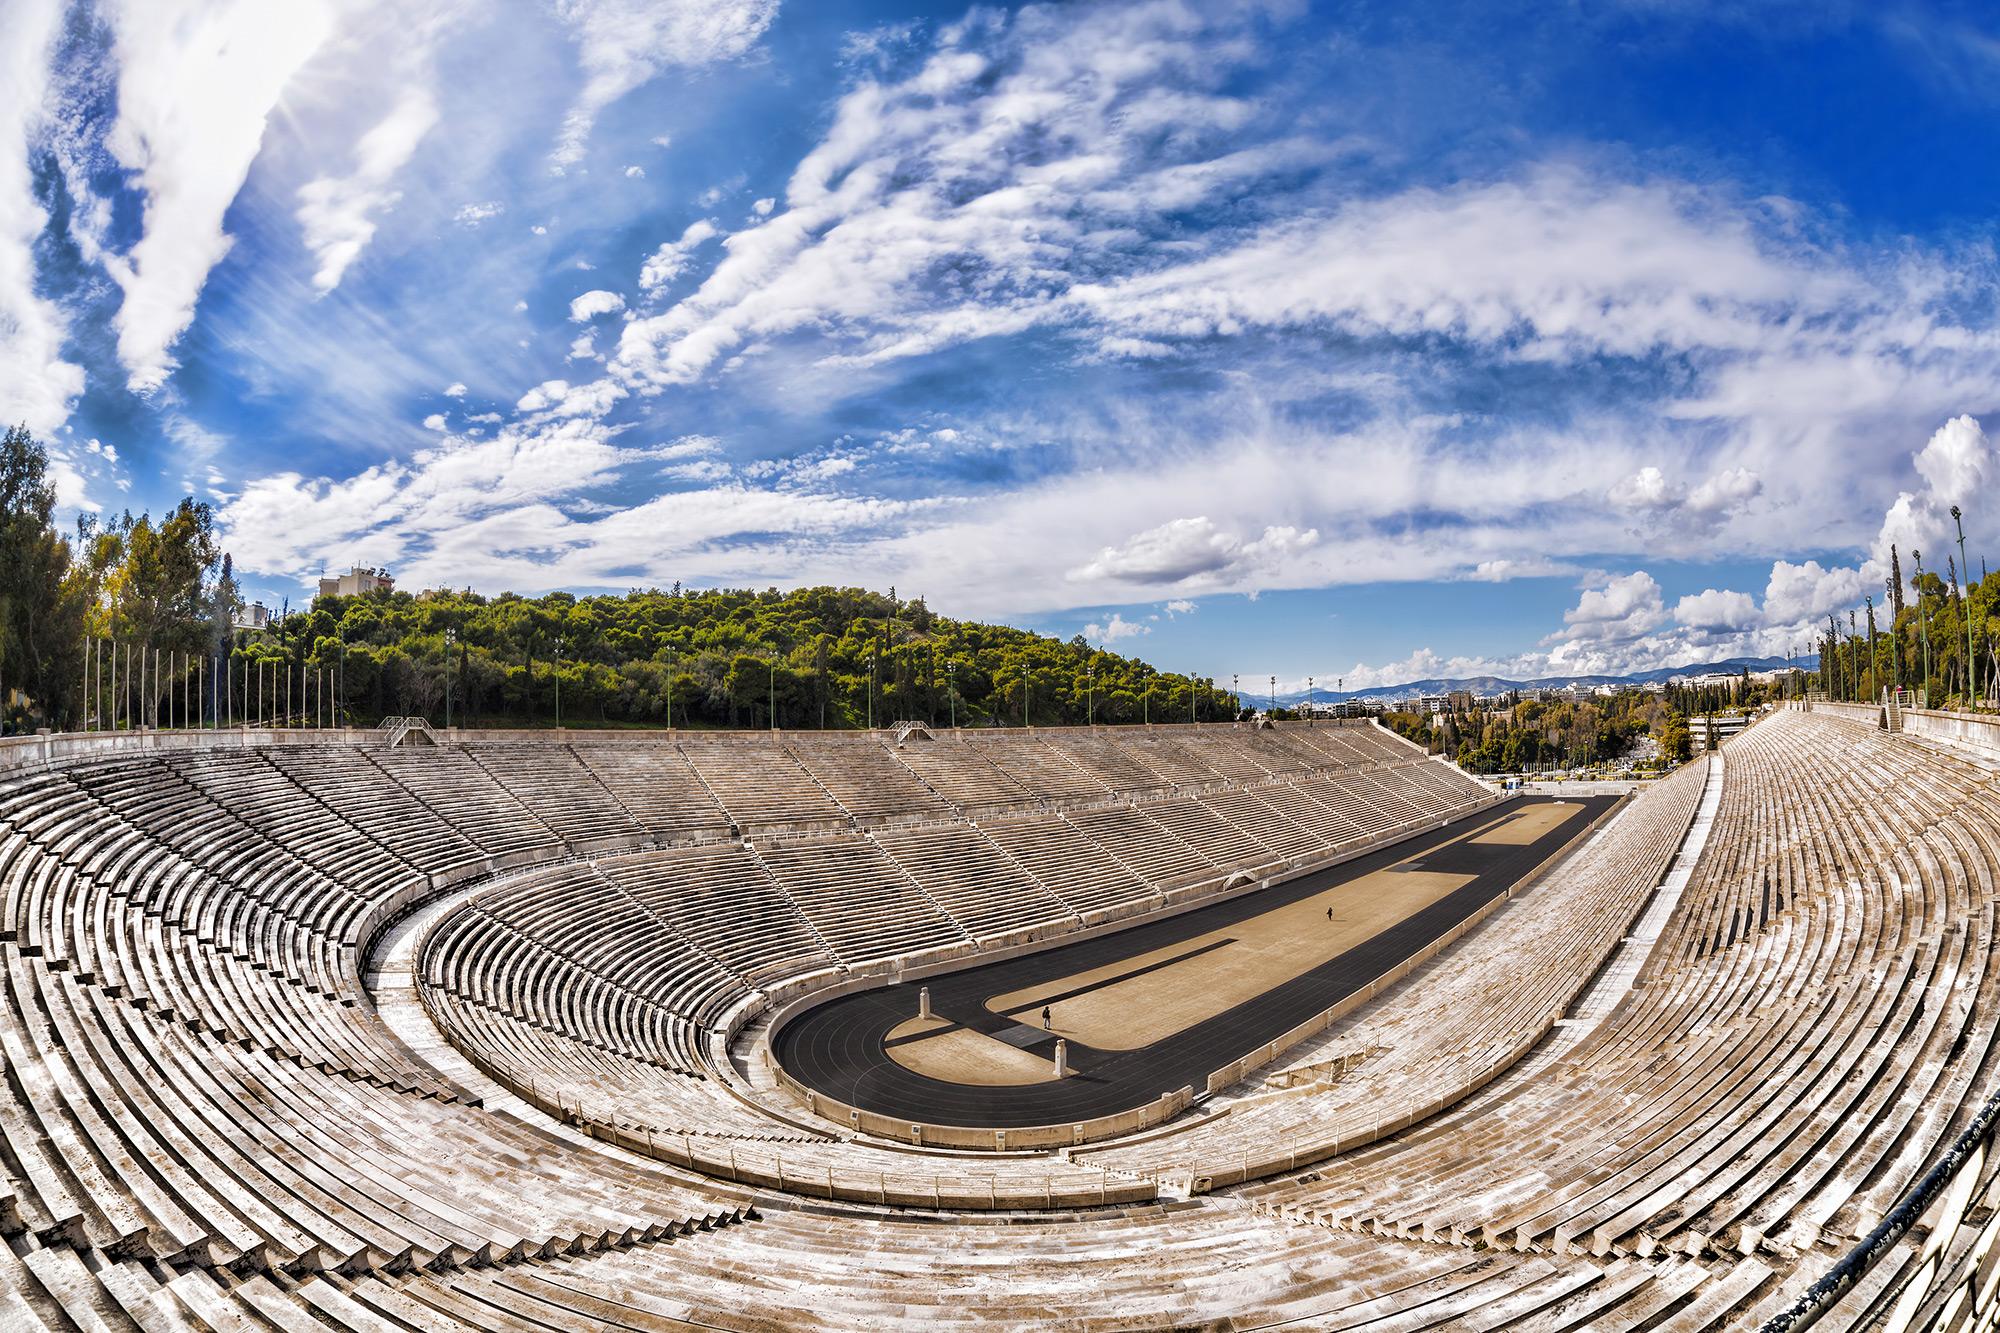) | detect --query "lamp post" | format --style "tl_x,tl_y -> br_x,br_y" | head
1886,577 -> 1903,696
1848,610 -> 1859,704
1955,505 -> 1977,709
1086,669 -> 1093,726
1865,594 -> 1877,702
666,649 -> 675,729
554,636 -> 564,729
1914,551 -> 1933,706
1269,675 -> 1276,716
867,653 -> 875,730
948,660 -> 958,729
1232,674 -> 1239,723
444,629 -> 455,730
1307,675 -> 1314,726
769,656 -> 777,731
